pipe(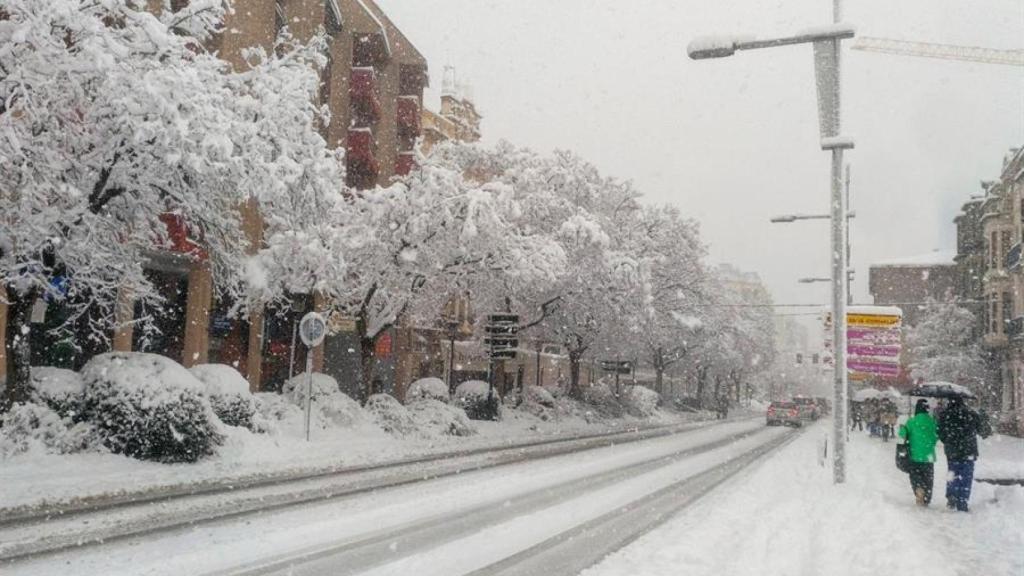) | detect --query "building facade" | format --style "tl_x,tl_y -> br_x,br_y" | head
977,147 -> 1024,433
868,252 -> 958,327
